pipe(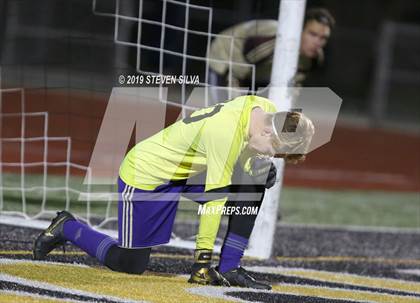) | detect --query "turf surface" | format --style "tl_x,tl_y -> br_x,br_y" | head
0,223 -> 419,302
